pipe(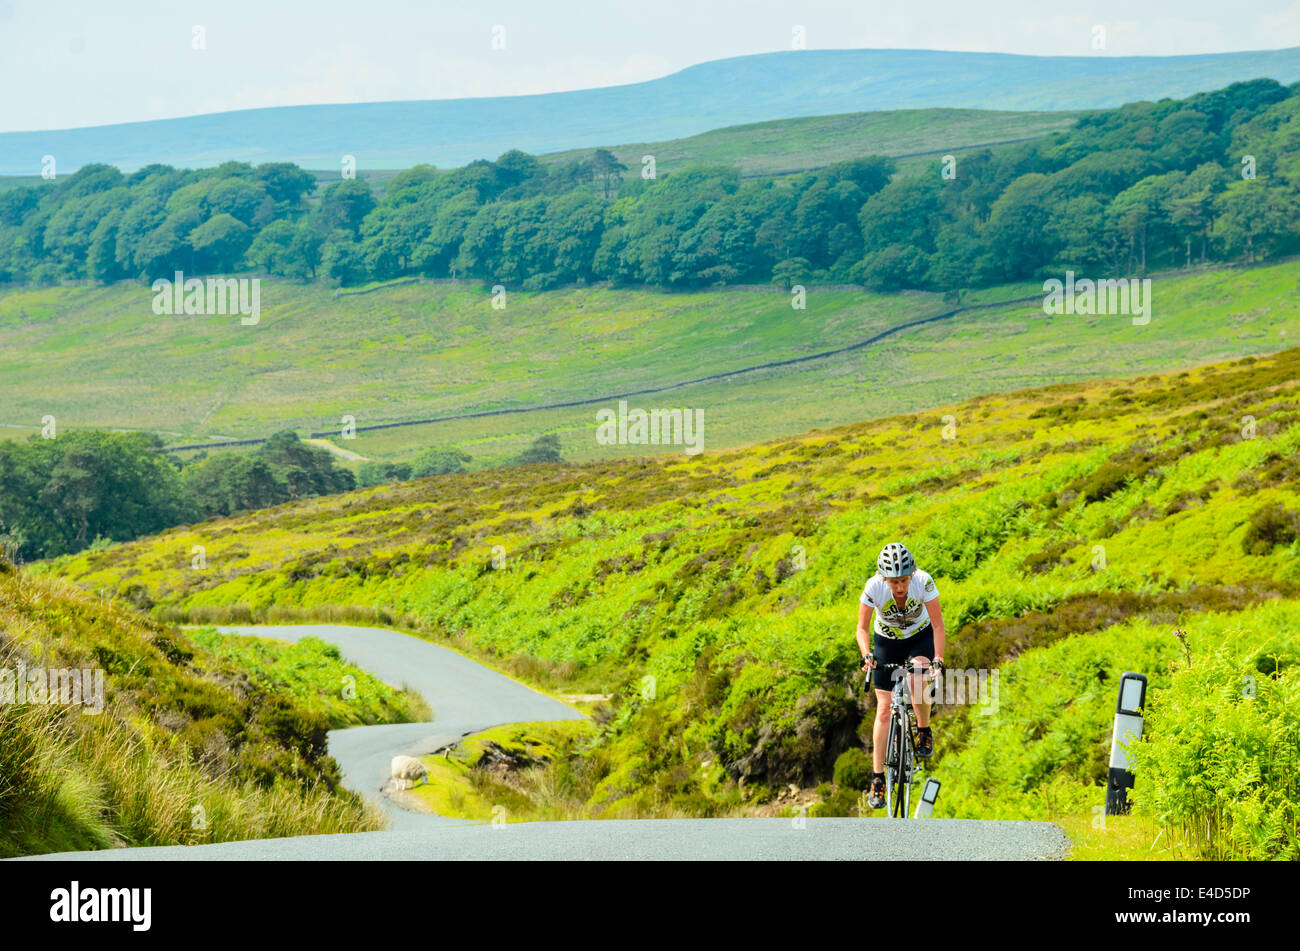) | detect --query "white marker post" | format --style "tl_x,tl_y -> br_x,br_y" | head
1105,672 -> 1147,815
913,777 -> 941,818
